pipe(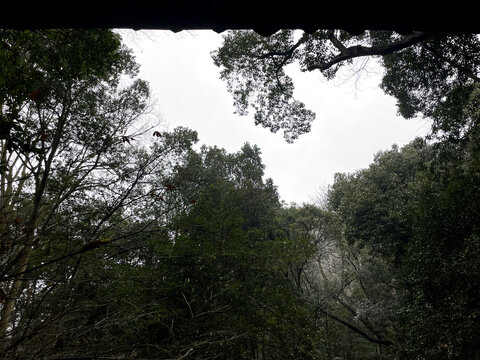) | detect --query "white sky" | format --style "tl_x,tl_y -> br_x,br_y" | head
121,29 -> 431,205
